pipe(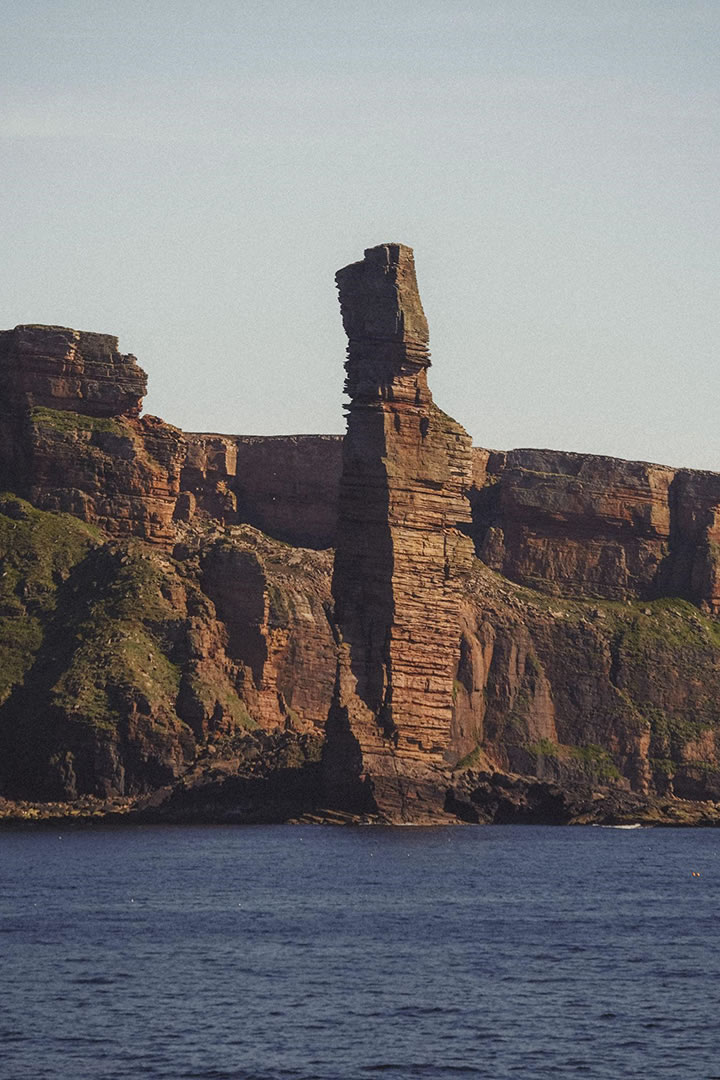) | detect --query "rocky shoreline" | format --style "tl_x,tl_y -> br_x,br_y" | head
3,767 -> 719,829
